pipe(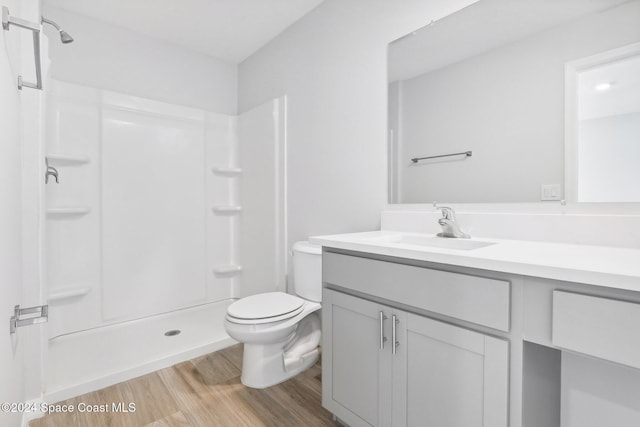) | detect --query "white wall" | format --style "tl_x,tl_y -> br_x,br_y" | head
238,0 -> 477,254
42,6 -> 237,114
